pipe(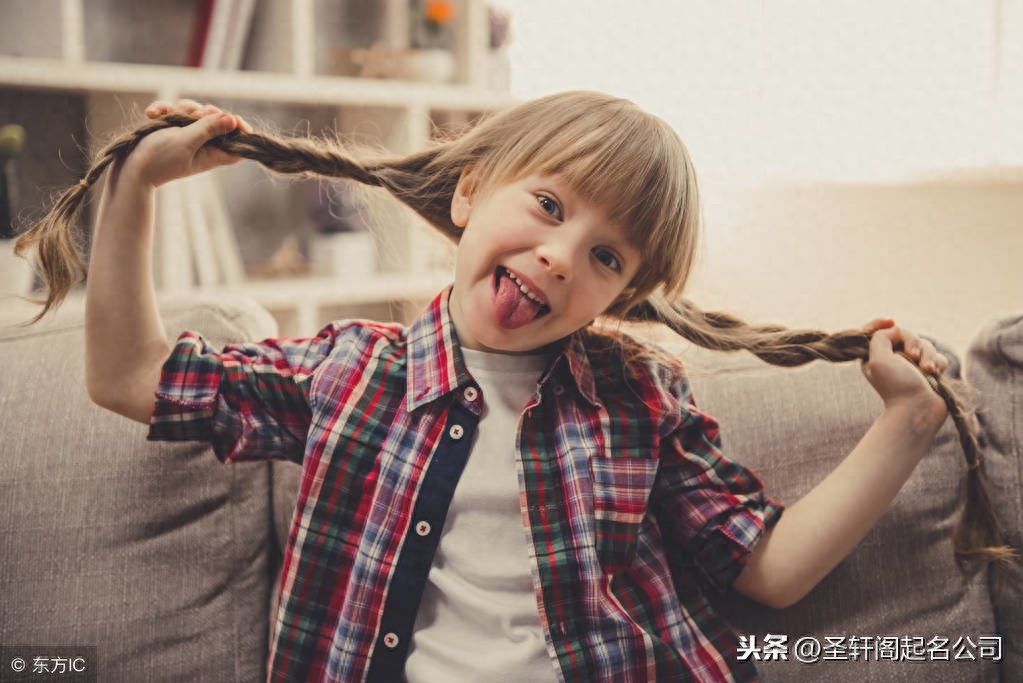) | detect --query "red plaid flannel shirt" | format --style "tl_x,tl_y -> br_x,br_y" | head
149,285 -> 784,682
